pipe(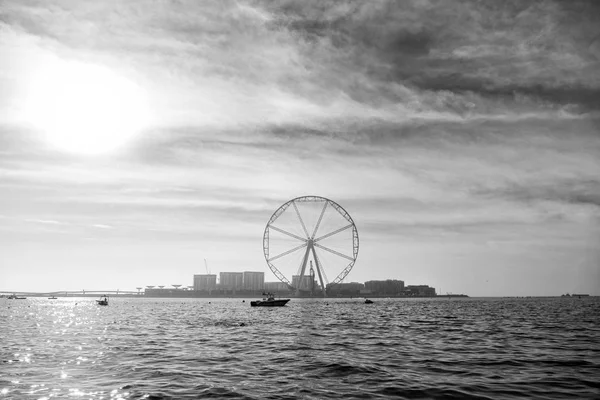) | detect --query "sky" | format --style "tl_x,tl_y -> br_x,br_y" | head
1,0 -> 599,296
